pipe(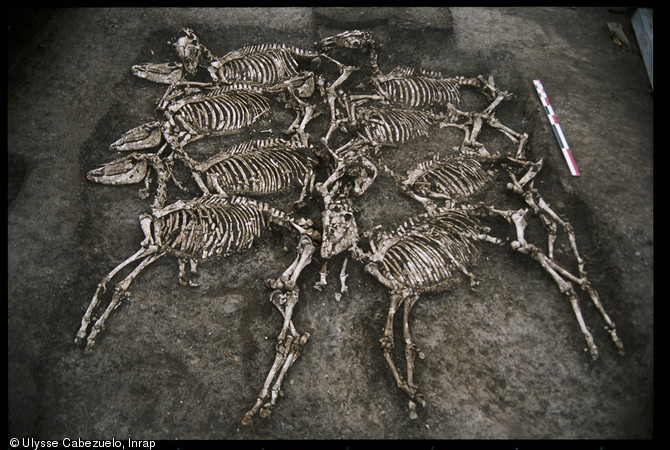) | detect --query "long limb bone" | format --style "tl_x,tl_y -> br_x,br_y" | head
379,292 -> 421,402
402,293 -> 425,419
75,247 -> 155,345
243,290 -> 298,425
484,206 -> 623,359
242,289 -> 309,425
527,193 -> 624,354
275,74 -> 320,140
267,234 -> 316,291
434,77 -> 528,158
364,261 -> 427,416
508,209 -> 599,359
317,58 -> 359,145
78,250 -> 166,354
243,231 -> 316,424
502,158 -> 559,254
377,290 -> 425,419
501,161 -> 624,355
338,256 -> 349,296
441,105 -> 527,156
266,333 -> 310,416
316,141 -> 350,202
